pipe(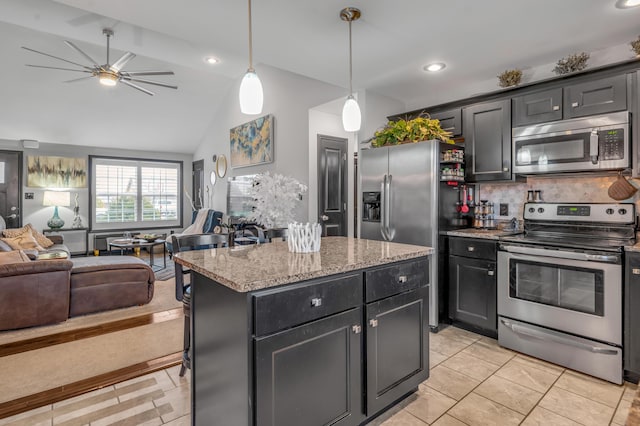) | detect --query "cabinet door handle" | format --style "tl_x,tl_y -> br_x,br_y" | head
398,275 -> 408,283
467,246 -> 475,252
487,270 -> 495,276
352,325 -> 362,334
369,319 -> 378,328
633,268 -> 640,275
503,167 -> 509,172
572,102 -> 579,107
552,105 -> 560,111
310,298 -> 322,307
